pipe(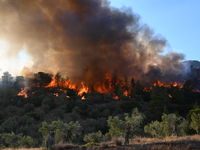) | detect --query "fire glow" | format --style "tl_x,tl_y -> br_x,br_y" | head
17,73 -> 185,99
